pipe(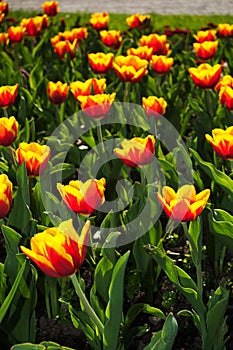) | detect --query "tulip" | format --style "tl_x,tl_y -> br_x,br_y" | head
142,96 -> 167,119
20,17 -> 43,36
89,12 -> 109,30
0,174 -> 13,219
70,78 -> 106,100
47,81 -> 69,105
112,55 -> 148,83
16,142 -> 50,177
127,46 -> 153,61
193,30 -> 217,43
8,26 -> 25,43
139,33 -> 168,55
21,219 -> 90,278
77,93 -> 116,119
219,86 -> 233,110
71,27 -> 88,41
53,39 -> 77,60
188,63 -> 222,89
0,13 -> 5,25
205,126 -> 233,159
150,55 -> 174,74
100,30 -> 122,49
0,2 -> 8,16
0,32 -> 8,45
0,84 -> 19,108
88,52 -> 114,74
57,178 -> 106,215
0,116 -> 18,146
193,41 -> 218,60
126,14 -> 150,29
217,23 -> 233,37
157,184 -> 210,222
215,75 -> 233,91
114,135 -> 155,167
41,1 -> 59,16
